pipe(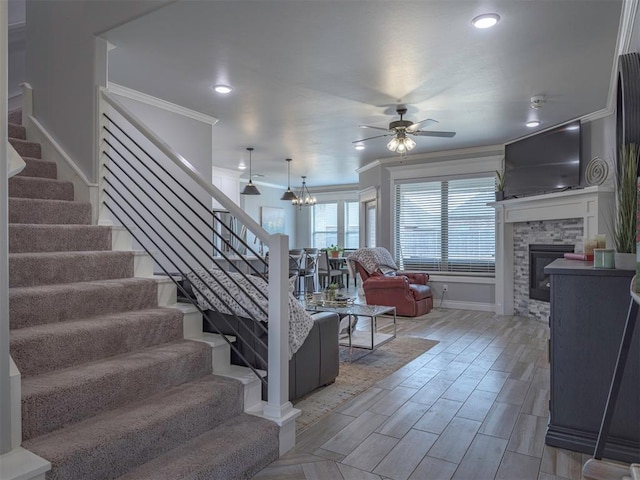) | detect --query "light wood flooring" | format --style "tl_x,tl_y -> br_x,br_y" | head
252,307 -> 604,480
